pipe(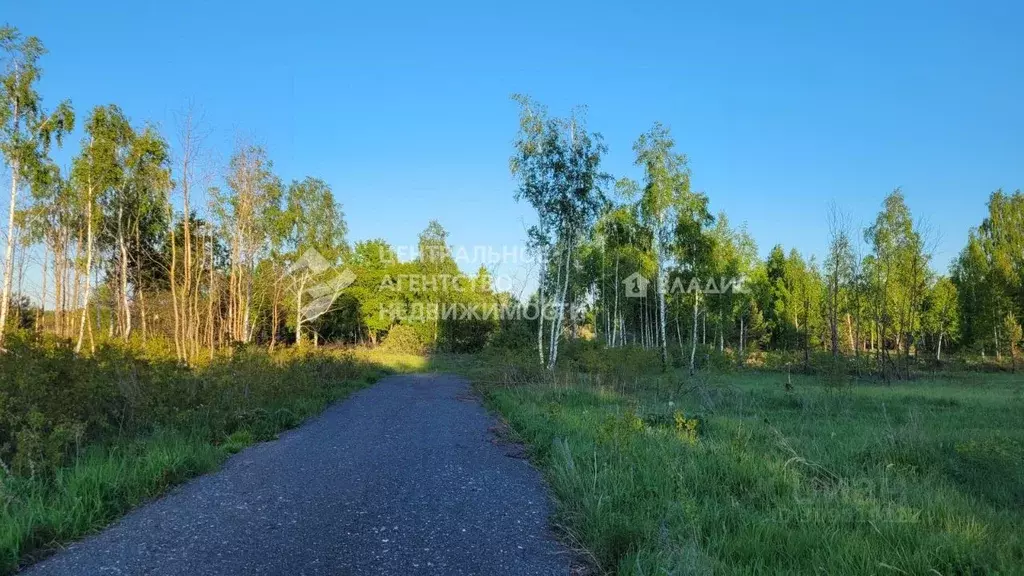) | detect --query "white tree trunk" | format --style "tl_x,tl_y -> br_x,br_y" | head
689,292 -> 699,374
548,236 -> 572,371
39,243 -> 48,331
296,276 -> 306,346
654,231 -> 667,365
243,267 -> 253,343
76,195 -> 94,354
537,250 -> 545,366
658,259 -> 668,366
118,210 -> 131,340
611,256 -> 619,348
0,161 -> 20,349
676,308 -> 684,357
547,244 -> 561,366
739,313 -> 745,357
